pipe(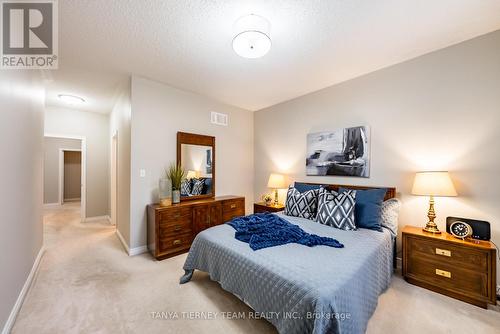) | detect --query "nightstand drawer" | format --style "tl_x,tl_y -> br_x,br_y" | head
407,236 -> 488,272
406,257 -> 490,300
